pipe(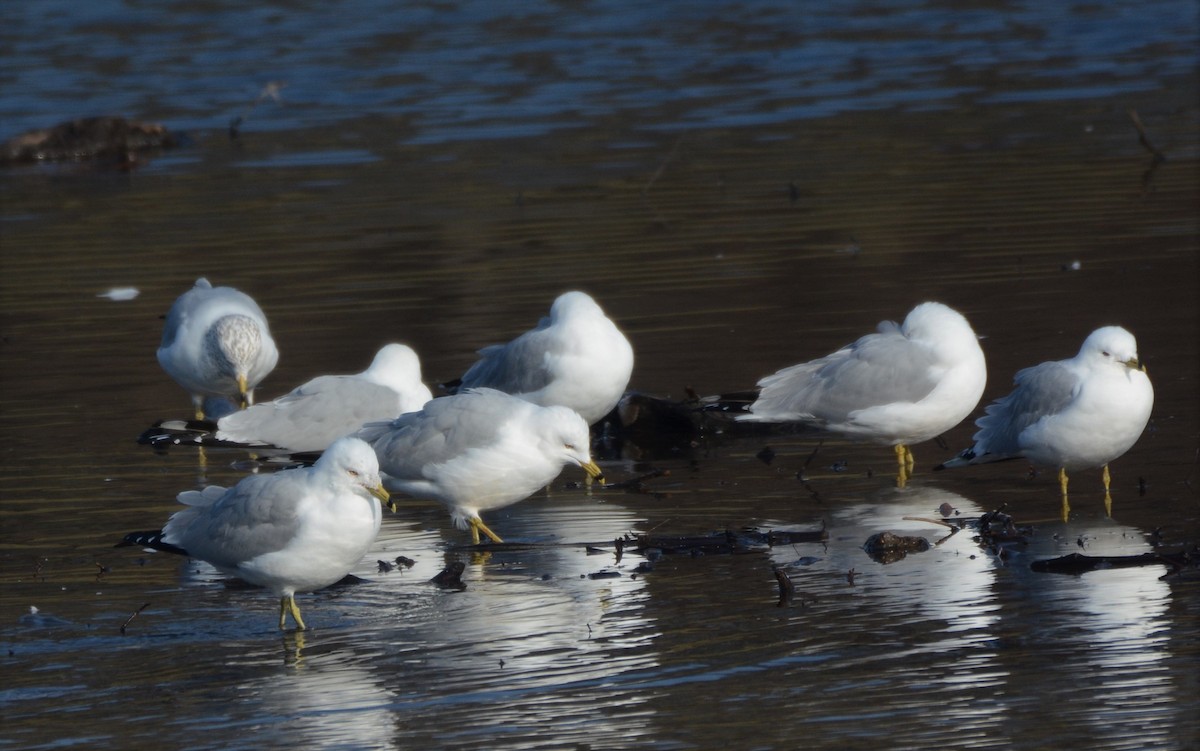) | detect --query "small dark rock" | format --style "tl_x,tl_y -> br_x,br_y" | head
430,561 -> 466,590
863,531 -> 930,563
